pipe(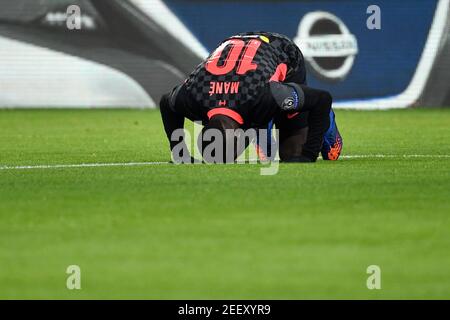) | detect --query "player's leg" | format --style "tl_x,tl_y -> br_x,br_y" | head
274,109 -> 343,162
254,62 -> 308,161
270,83 -> 332,162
